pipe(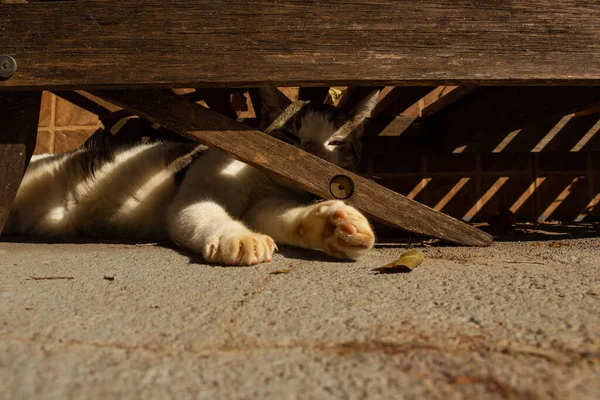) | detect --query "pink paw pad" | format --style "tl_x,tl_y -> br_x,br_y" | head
333,210 -> 348,219
340,222 -> 357,234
